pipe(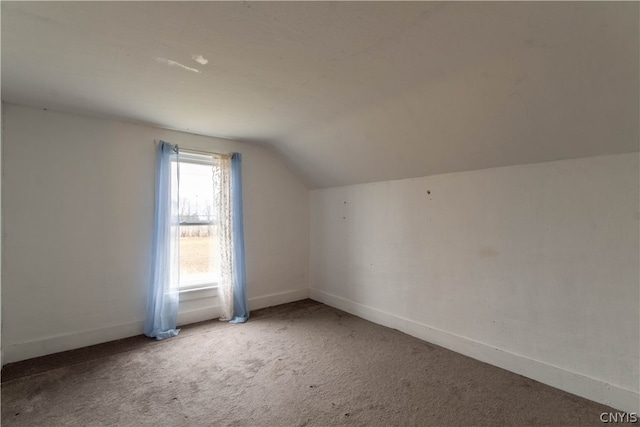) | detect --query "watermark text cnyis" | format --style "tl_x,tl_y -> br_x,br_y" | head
600,412 -> 638,423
